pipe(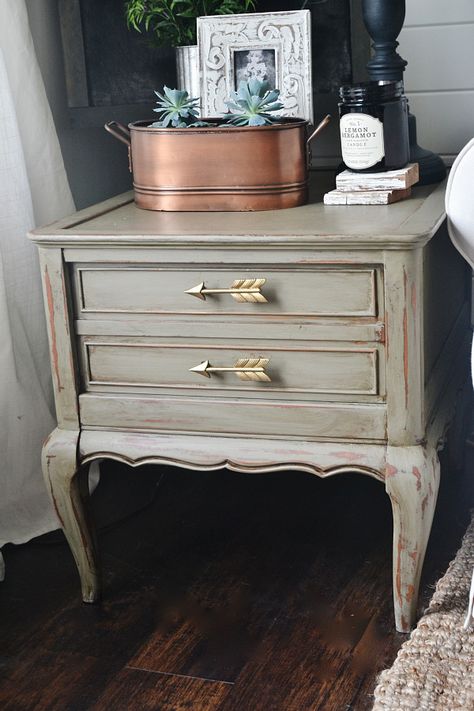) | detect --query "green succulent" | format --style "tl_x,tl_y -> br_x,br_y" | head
224,79 -> 285,126
150,80 -> 287,129
152,87 -> 209,127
